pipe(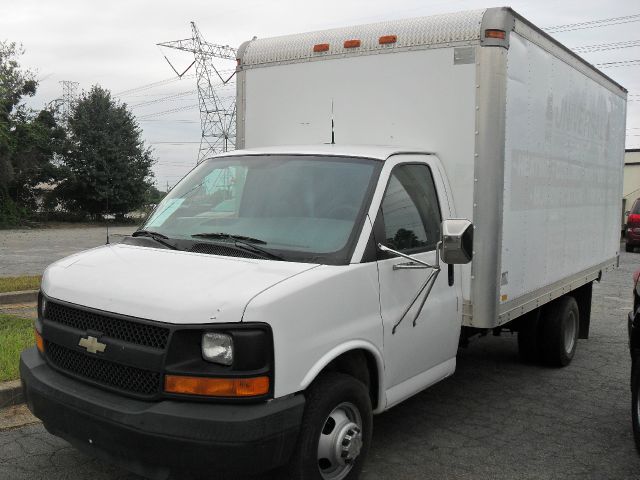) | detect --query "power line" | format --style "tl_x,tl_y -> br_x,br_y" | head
138,104 -> 200,119
149,141 -> 202,144
139,119 -> 200,123
129,90 -> 196,108
596,59 -> 640,68
572,39 -> 640,53
114,75 -> 195,96
545,13 -> 640,33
